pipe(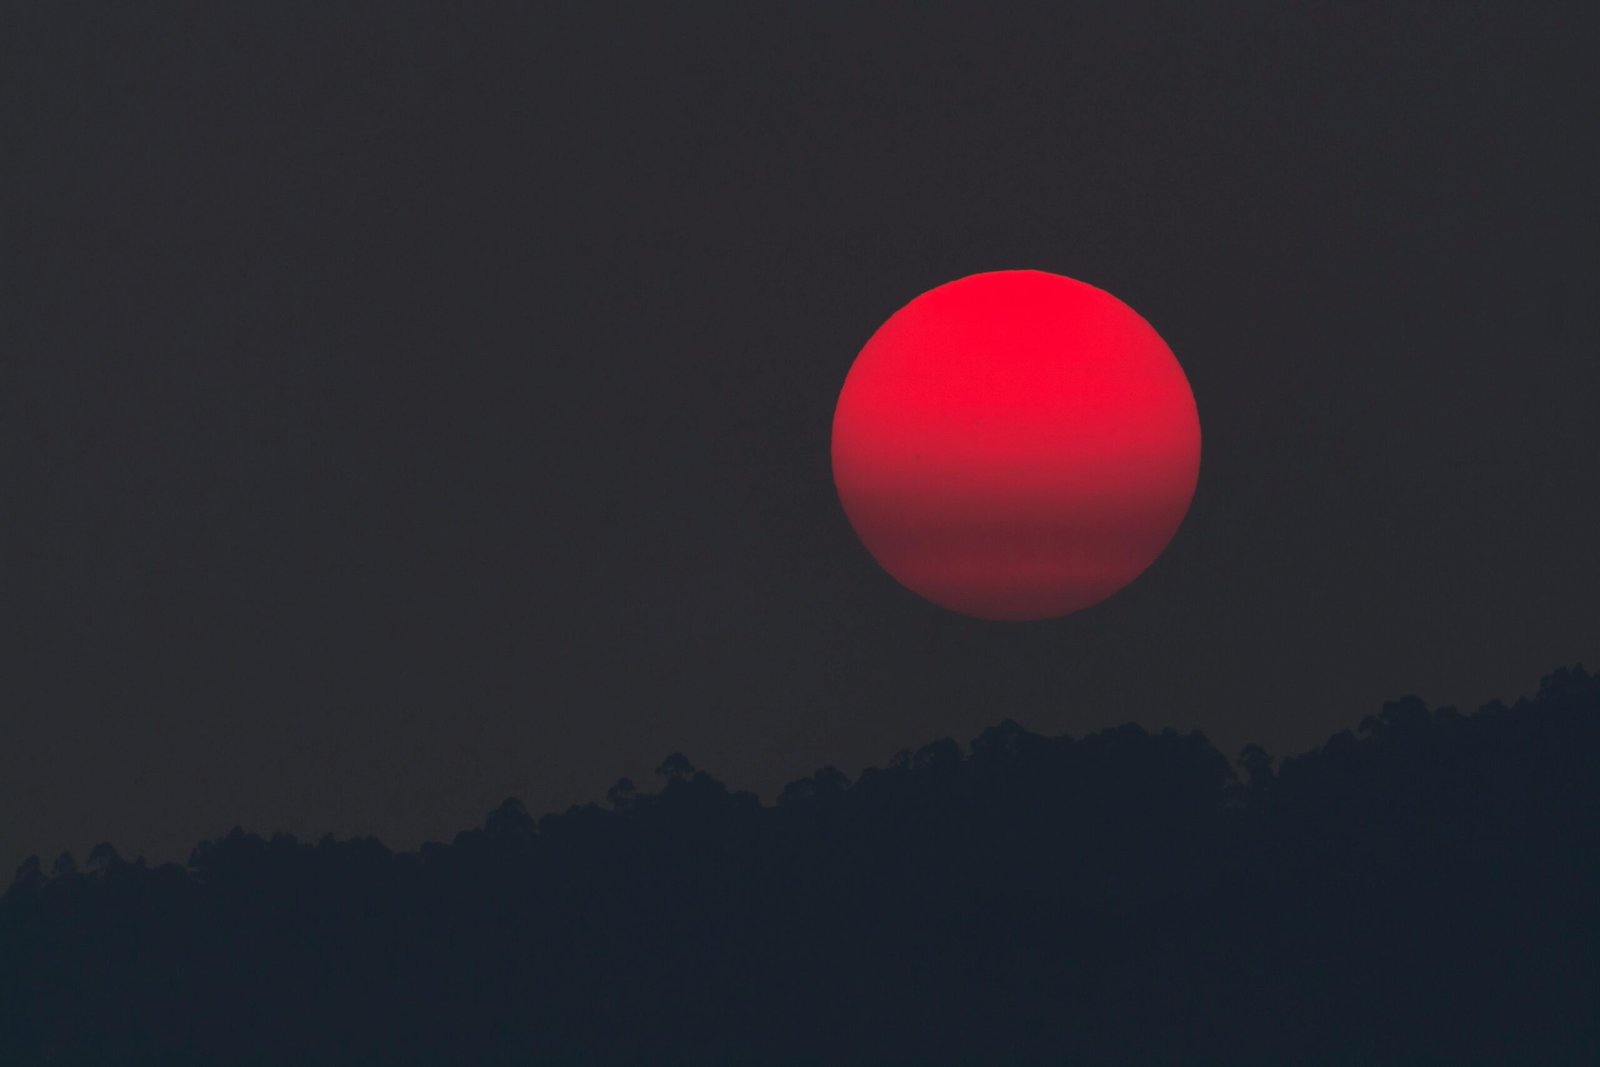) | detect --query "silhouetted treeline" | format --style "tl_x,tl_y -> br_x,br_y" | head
3,667 -> 1596,1065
